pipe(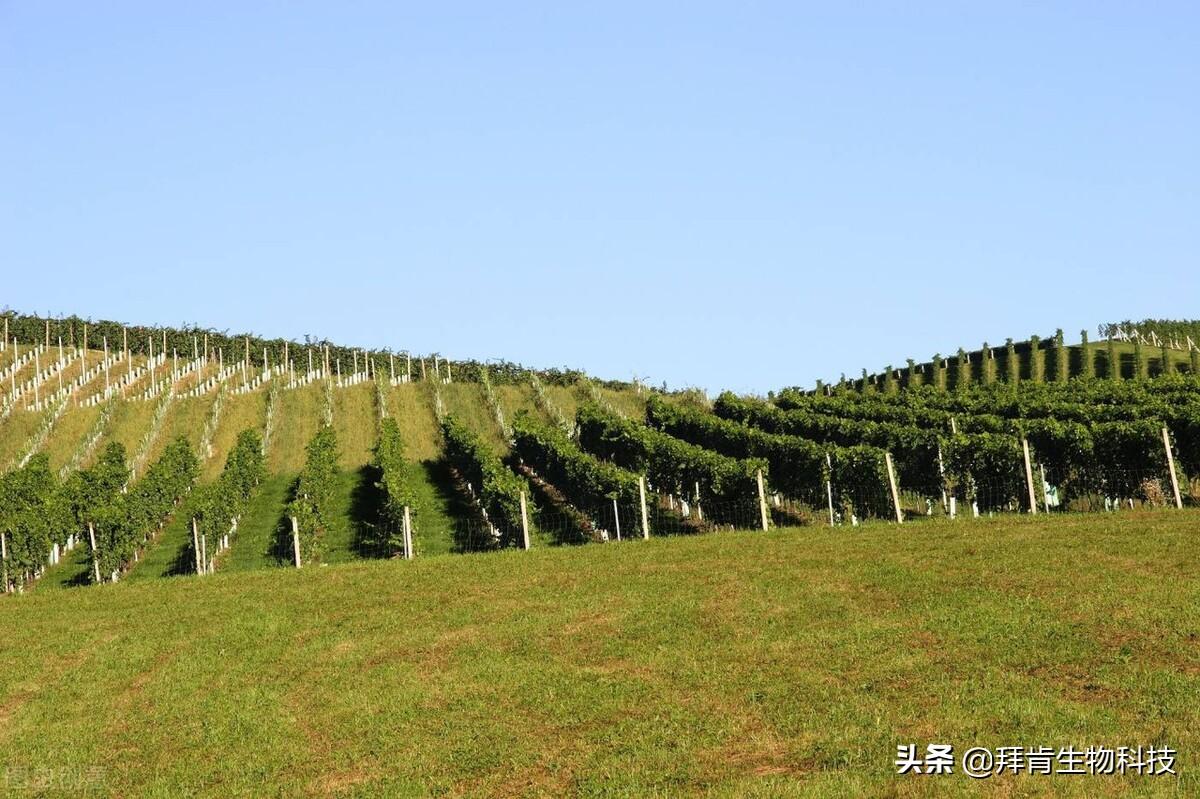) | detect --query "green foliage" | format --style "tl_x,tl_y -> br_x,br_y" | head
1029,335 -> 1044,383
0,455 -> 73,588
1054,329 -> 1069,383
512,412 -> 640,510
905,359 -> 921,388
441,415 -> 529,545
0,309 -> 631,390
366,417 -> 418,557
956,349 -> 970,391
288,425 -> 340,564
93,438 -> 199,579
577,403 -> 765,506
1005,339 -> 1019,384
1080,330 -> 1093,379
188,430 -> 265,568
932,354 -> 947,391
981,344 -> 996,386
63,442 -> 129,531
